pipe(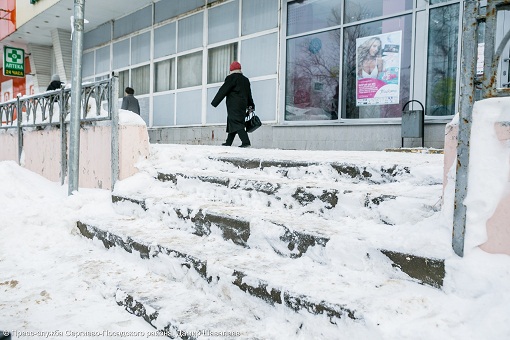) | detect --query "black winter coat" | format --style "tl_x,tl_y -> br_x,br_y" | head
211,72 -> 255,133
47,81 -> 63,91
